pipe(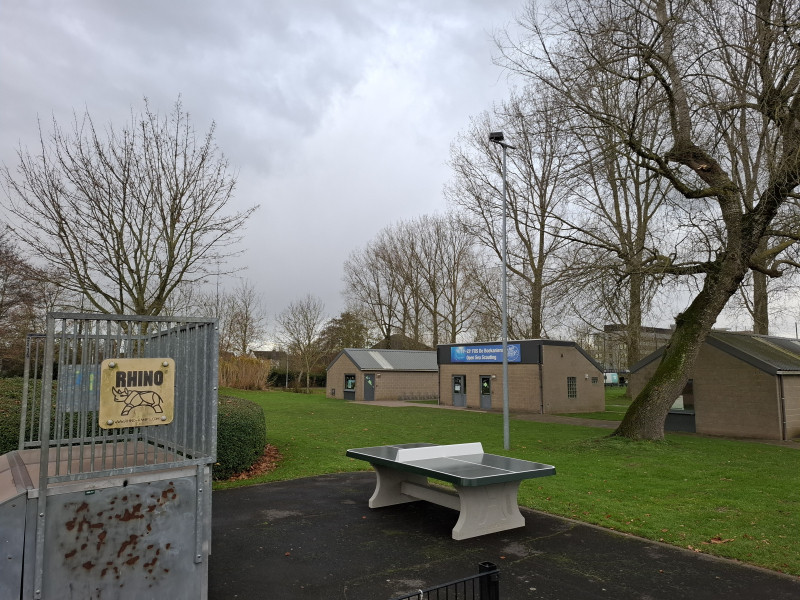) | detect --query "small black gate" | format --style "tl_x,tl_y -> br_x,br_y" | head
390,562 -> 499,600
